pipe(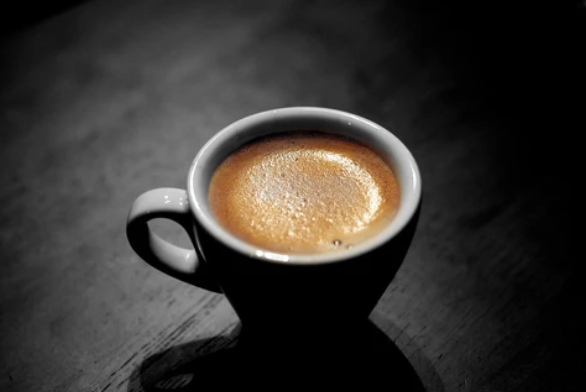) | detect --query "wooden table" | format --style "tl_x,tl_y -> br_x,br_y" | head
1,1 -> 583,391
